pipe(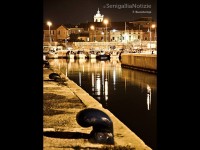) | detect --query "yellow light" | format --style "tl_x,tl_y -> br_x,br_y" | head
47,21 -> 52,27
151,24 -> 156,28
90,25 -> 95,30
103,19 -> 109,25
